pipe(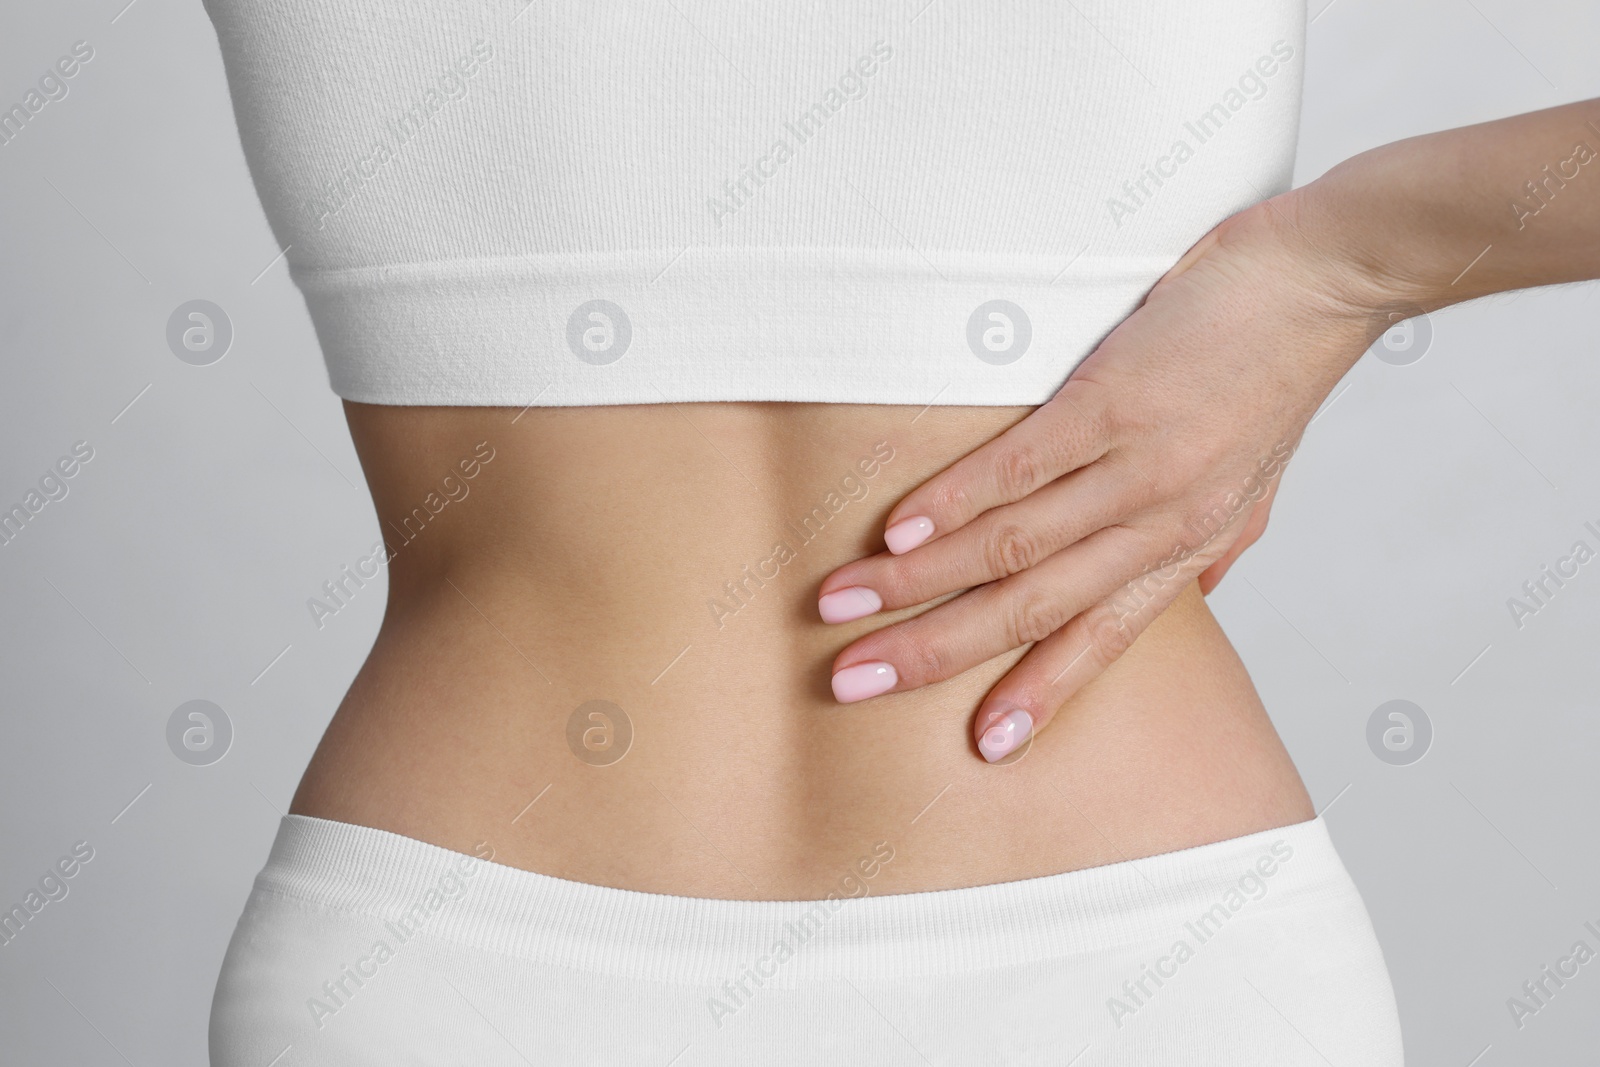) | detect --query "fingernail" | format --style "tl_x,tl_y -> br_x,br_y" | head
978,708 -> 1033,763
831,661 -> 898,703
818,586 -> 883,623
884,516 -> 934,555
